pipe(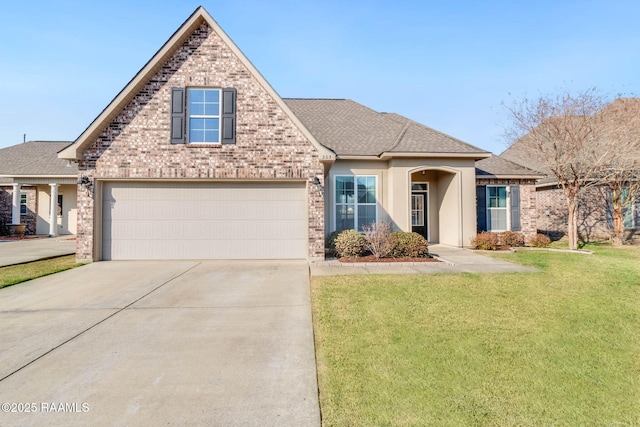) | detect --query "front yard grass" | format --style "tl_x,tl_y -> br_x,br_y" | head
0,255 -> 82,289
311,245 -> 640,426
